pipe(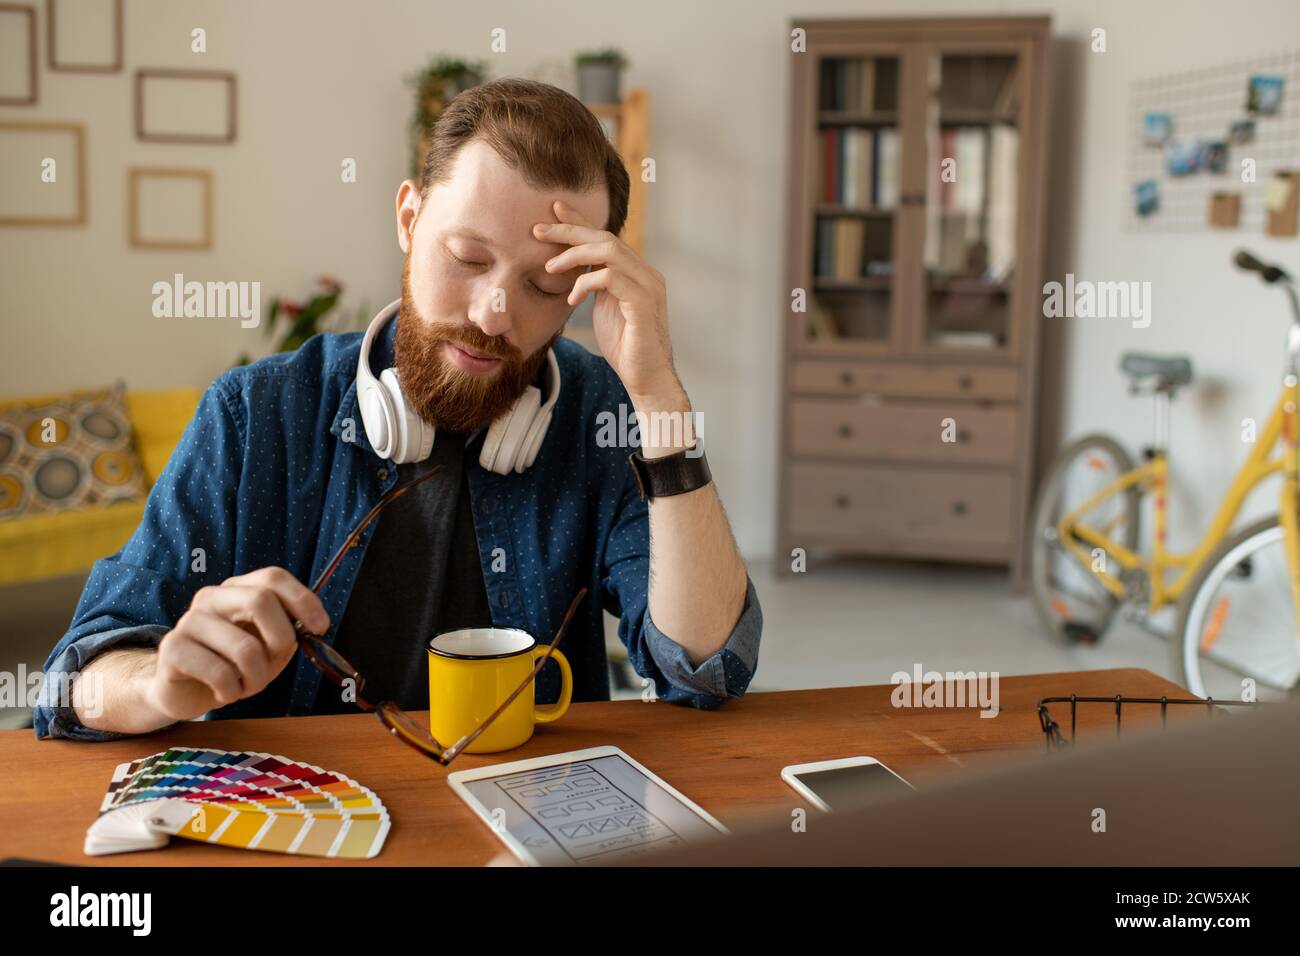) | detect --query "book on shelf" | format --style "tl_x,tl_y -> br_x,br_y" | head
815,218 -> 864,280
843,128 -> 874,207
820,57 -> 877,113
818,126 -> 898,209
875,128 -> 899,208
821,128 -> 832,203
815,218 -> 833,277
832,218 -> 866,279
